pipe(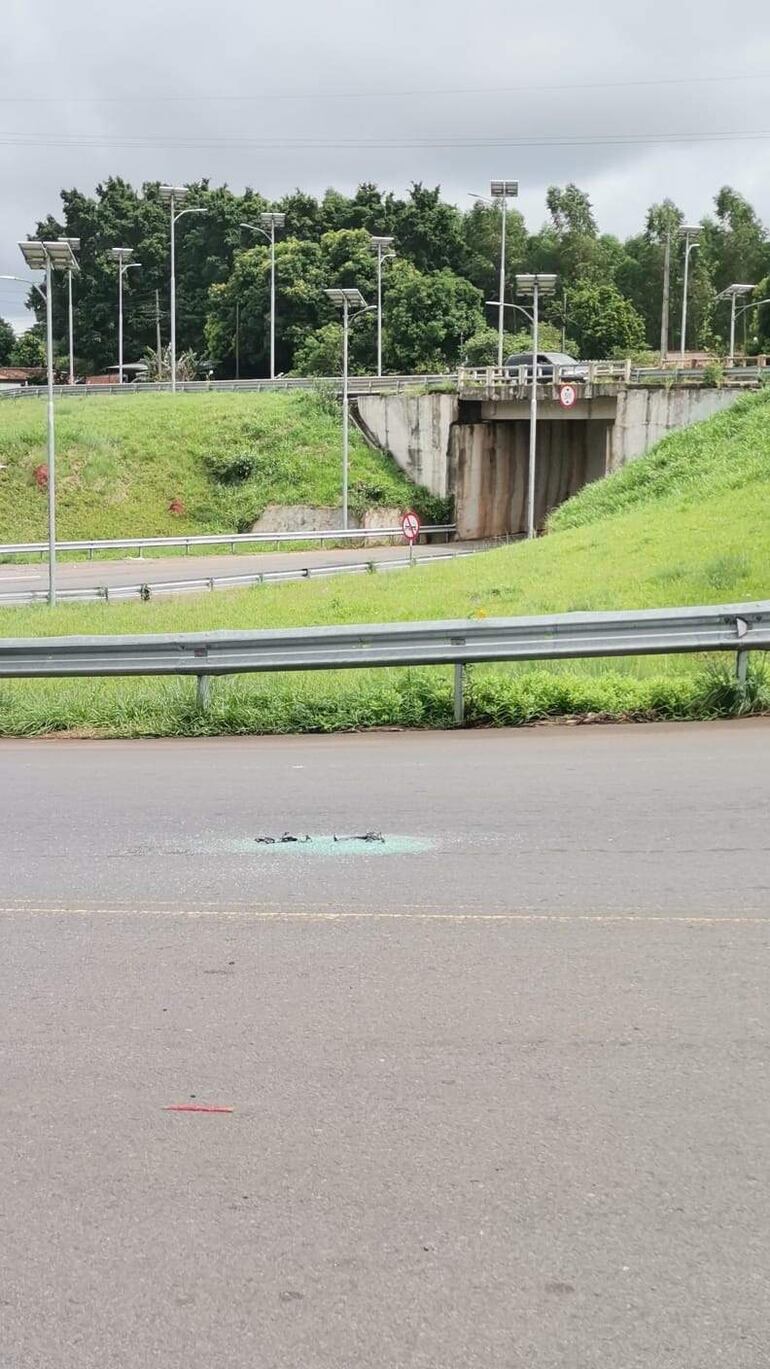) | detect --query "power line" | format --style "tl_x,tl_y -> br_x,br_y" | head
0,72 -> 768,105
0,129 -> 769,151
